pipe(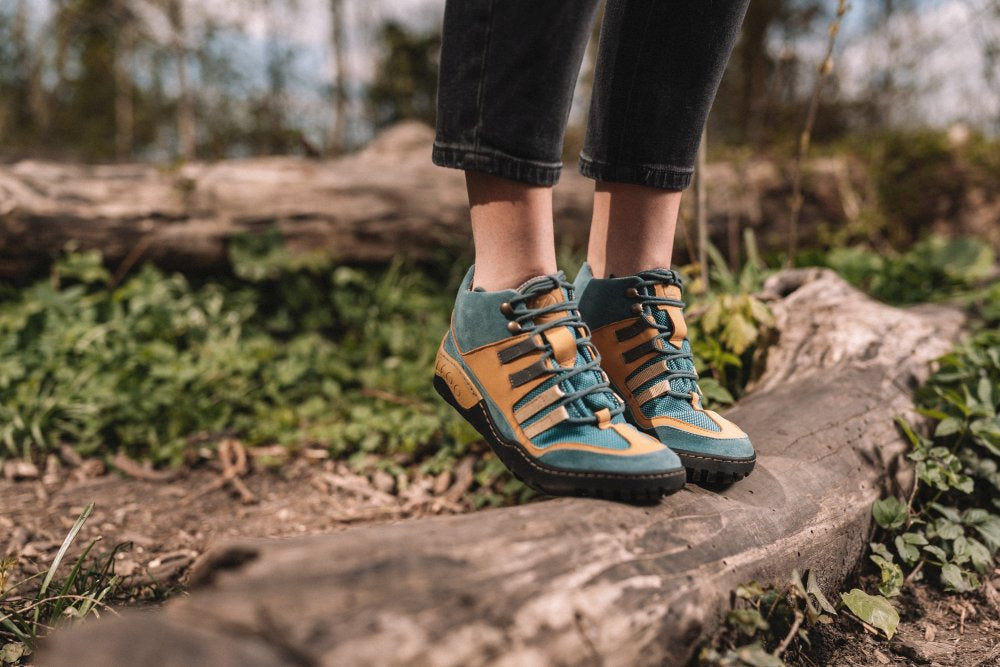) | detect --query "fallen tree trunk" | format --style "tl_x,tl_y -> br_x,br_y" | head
41,270 -> 963,666
1,122 -> 873,280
